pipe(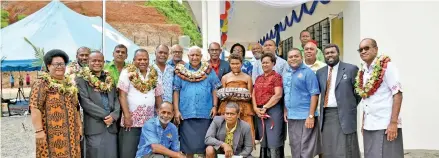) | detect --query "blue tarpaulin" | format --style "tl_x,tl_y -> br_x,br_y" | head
0,0 -> 143,71
1,60 -> 41,71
